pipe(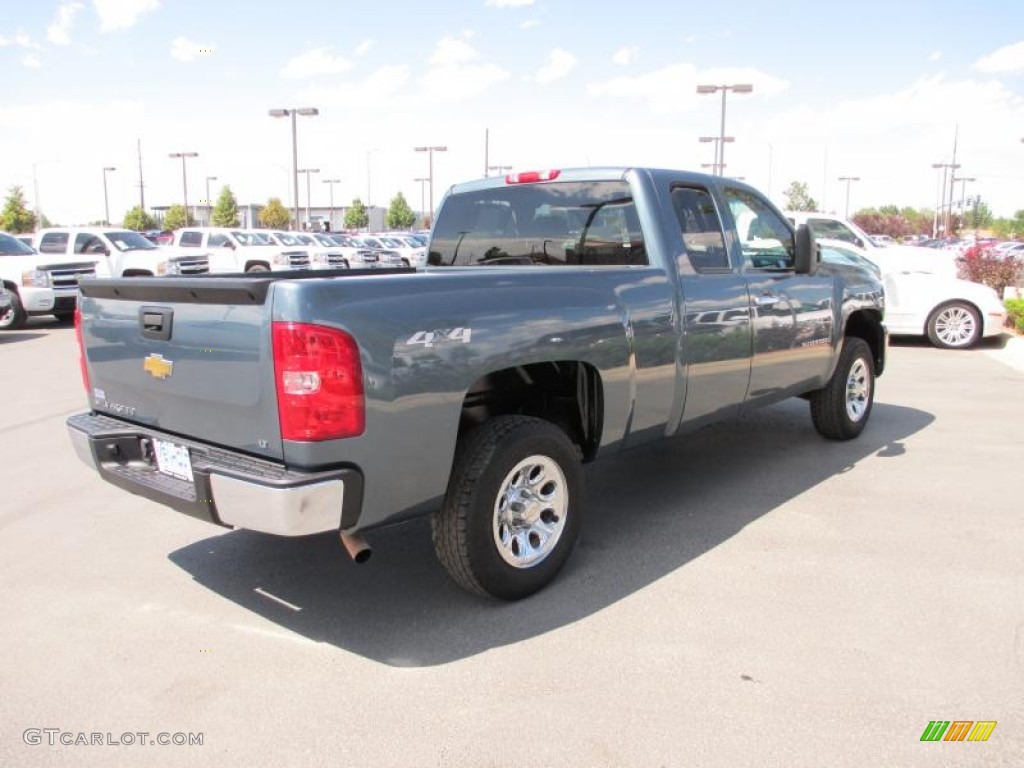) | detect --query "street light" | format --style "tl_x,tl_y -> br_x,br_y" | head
931,162 -> 960,236
269,107 -> 319,230
102,166 -> 116,225
168,152 -> 198,224
205,175 -> 217,225
952,175 -> 976,232
696,83 -> 753,175
414,177 -> 429,226
322,178 -> 340,231
297,168 -> 320,230
838,176 -> 860,219
699,136 -> 733,175
414,145 -> 447,226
